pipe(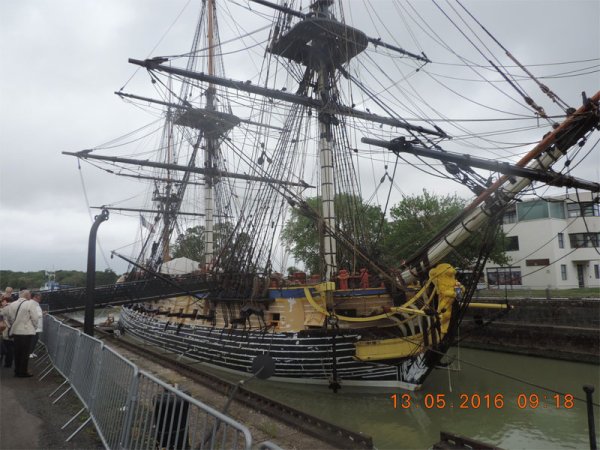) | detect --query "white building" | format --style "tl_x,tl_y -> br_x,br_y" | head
485,193 -> 600,290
